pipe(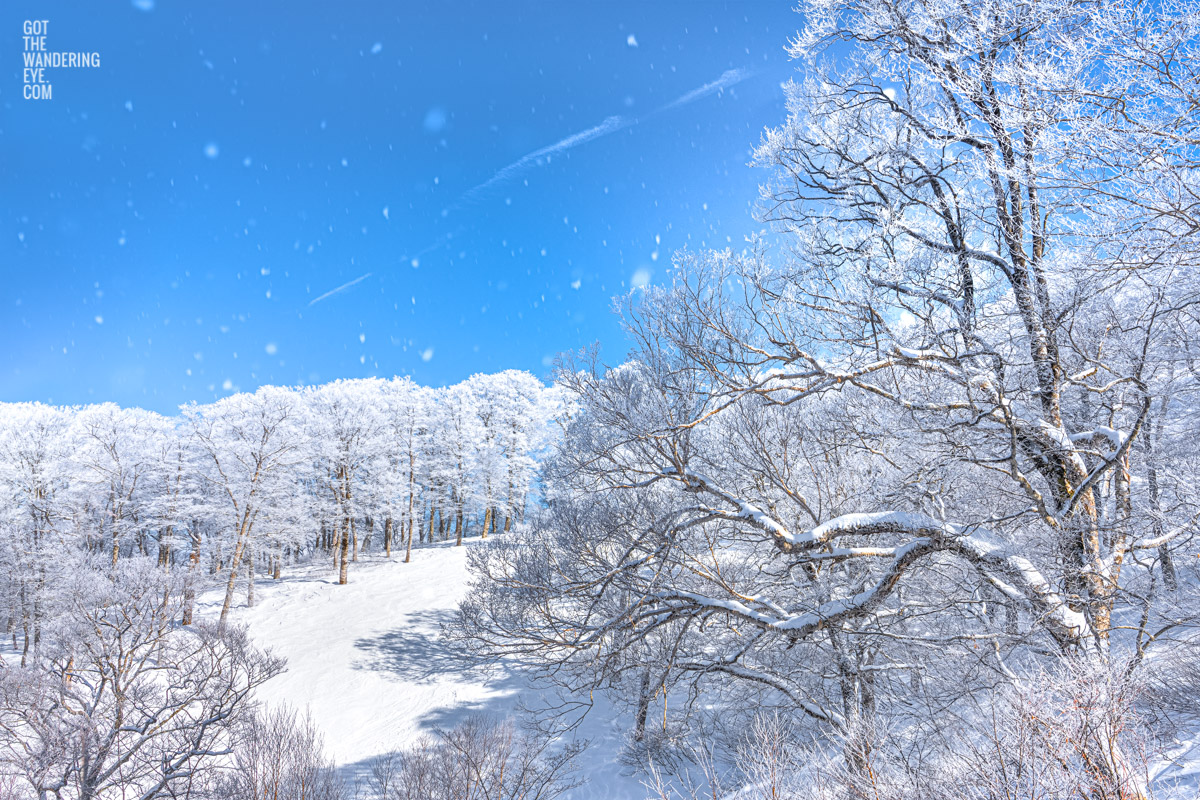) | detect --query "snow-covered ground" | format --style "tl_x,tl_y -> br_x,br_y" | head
199,538 -> 1200,800
1153,725 -> 1200,798
199,537 -> 651,799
